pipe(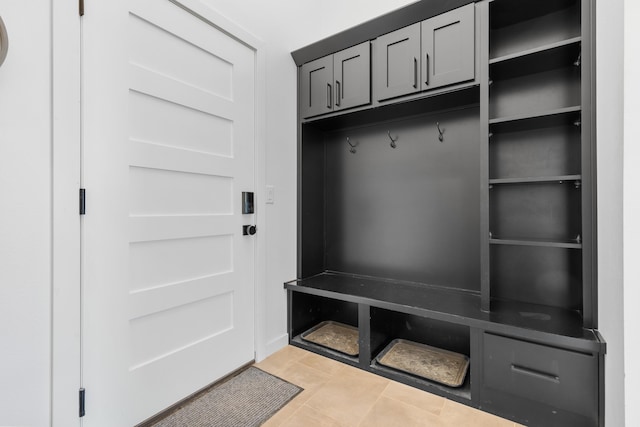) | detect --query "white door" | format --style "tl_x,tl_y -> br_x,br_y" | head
81,0 -> 256,425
